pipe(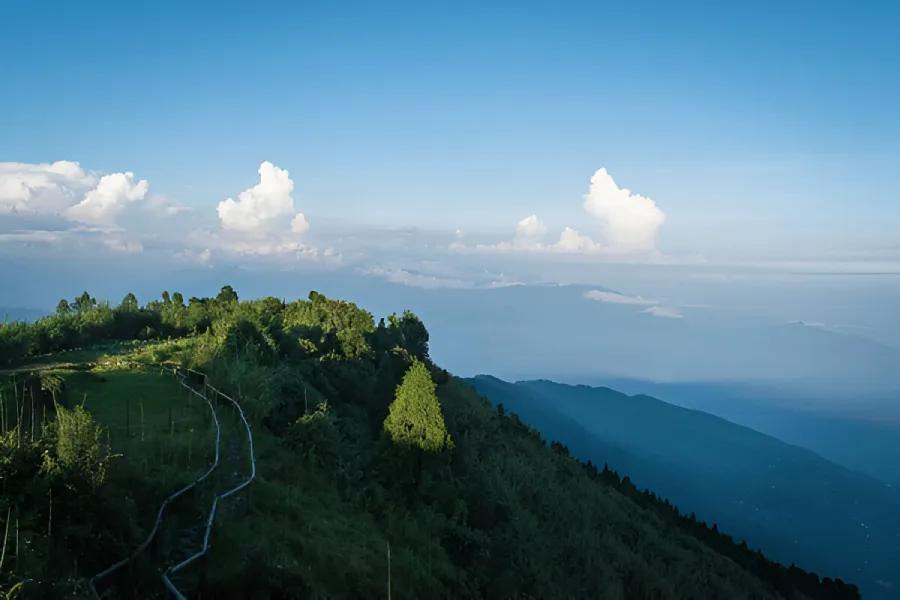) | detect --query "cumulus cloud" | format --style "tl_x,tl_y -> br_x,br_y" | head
290,213 -> 310,234
0,160 -> 186,234
643,306 -> 683,319
555,226 -> 601,253
217,161 -> 308,235
584,168 -> 665,252
0,161 -> 96,215
516,214 -> 547,242
452,167 -> 665,258
65,171 -> 149,226
196,161 -> 330,263
584,290 -> 658,305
